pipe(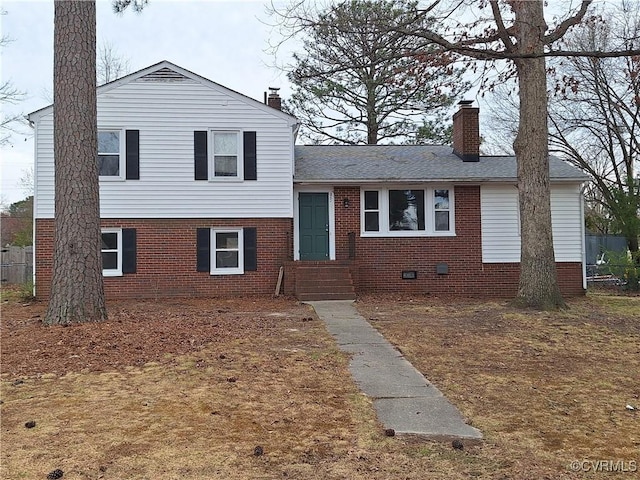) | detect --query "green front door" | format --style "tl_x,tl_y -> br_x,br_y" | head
299,192 -> 329,260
